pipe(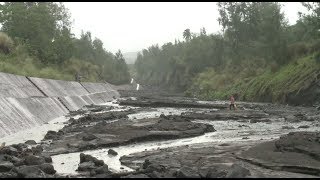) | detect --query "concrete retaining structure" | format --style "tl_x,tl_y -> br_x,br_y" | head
29,77 -> 89,97
0,72 -> 45,98
0,97 -> 68,138
0,72 -> 120,138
